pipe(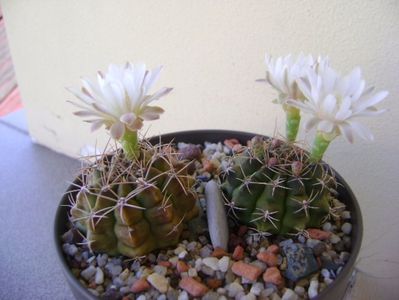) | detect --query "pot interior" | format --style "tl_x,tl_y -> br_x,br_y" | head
55,129 -> 363,300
